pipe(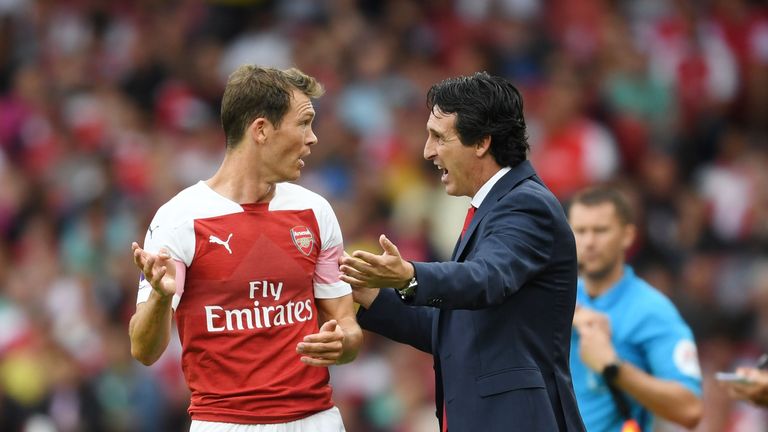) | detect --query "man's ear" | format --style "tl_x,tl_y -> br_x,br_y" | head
622,224 -> 637,251
475,135 -> 491,158
248,118 -> 270,145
